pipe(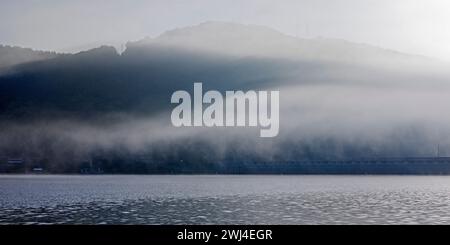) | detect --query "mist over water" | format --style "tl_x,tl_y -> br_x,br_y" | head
1,22 -> 450,171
